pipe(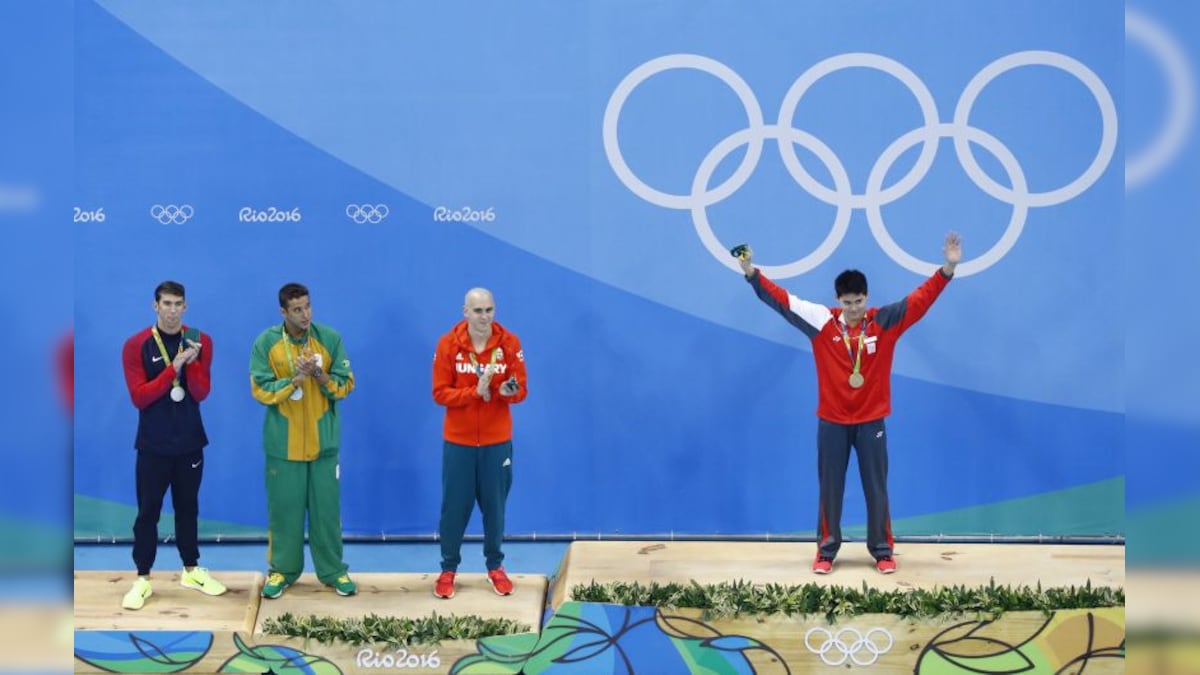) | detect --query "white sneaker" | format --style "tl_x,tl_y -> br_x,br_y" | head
180,567 -> 227,596
121,578 -> 152,610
